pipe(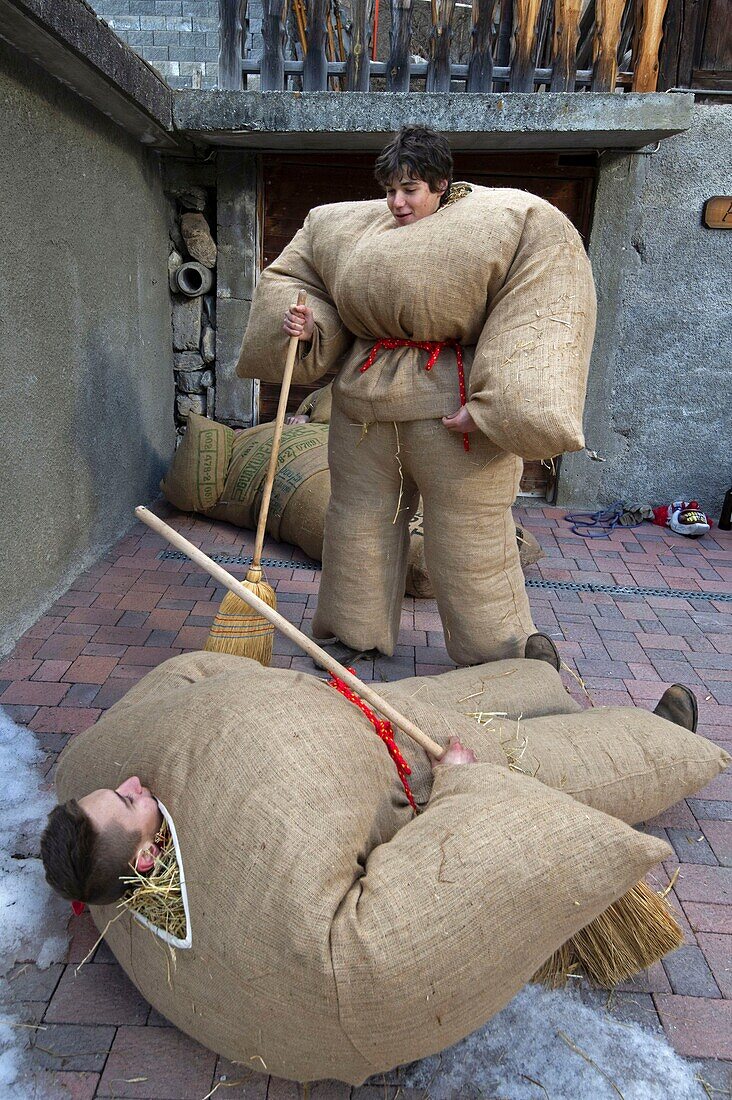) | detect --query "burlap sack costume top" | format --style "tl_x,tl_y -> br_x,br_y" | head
55,653 -> 727,1084
236,185 -> 596,460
